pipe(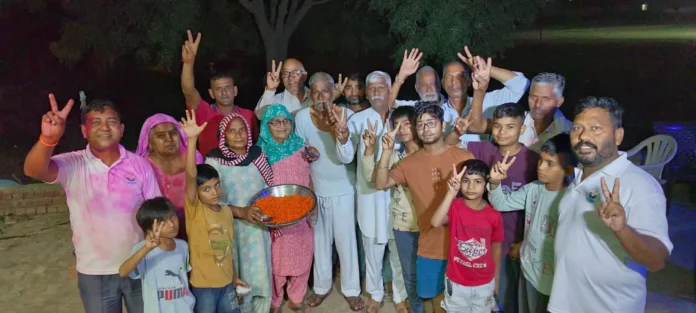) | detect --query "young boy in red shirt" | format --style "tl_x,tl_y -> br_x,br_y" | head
431,159 -> 503,312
